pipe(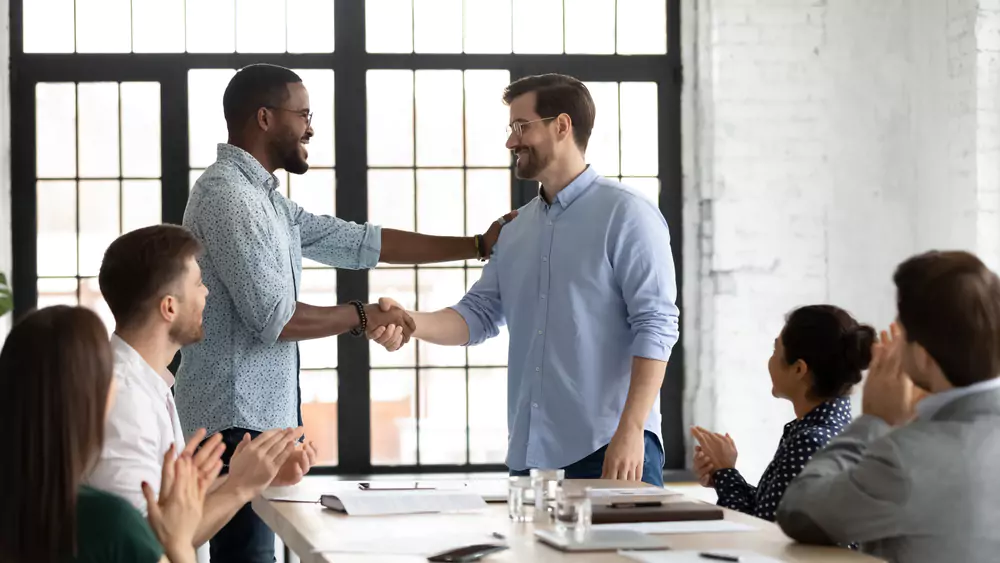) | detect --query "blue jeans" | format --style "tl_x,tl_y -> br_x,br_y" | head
209,428 -> 276,563
510,430 -> 665,487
